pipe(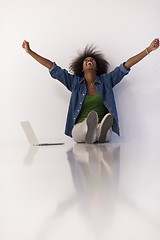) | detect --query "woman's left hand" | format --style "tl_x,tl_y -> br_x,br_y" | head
149,38 -> 159,51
